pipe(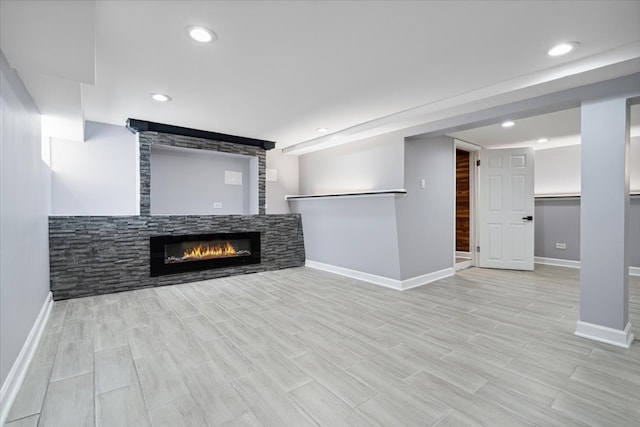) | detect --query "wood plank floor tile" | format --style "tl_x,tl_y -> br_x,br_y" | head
181,313 -> 223,341
94,345 -> 137,395
6,365 -> 51,422
8,266 -> 639,427
50,338 -> 93,381
148,396 -> 208,427
96,384 -> 151,427
288,380 -> 372,427
39,372 -> 94,427
243,344 -> 312,391
94,320 -> 127,351
4,414 -> 39,427
345,360 -> 450,419
200,337 -> 255,379
294,351 -> 377,408
181,361 -> 252,426
232,371 -> 317,427
126,324 -> 166,359
135,351 -> 190,408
